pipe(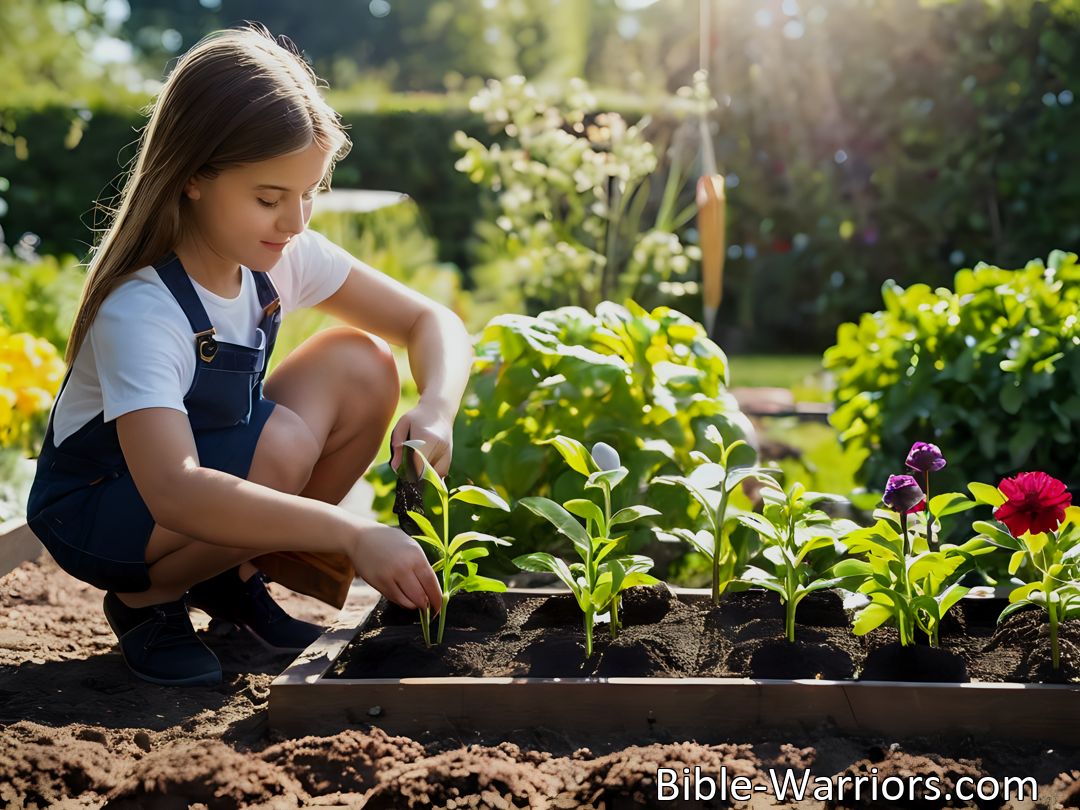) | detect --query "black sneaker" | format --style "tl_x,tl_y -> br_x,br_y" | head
102,591 -> 222,686
187,567 -> 324,653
